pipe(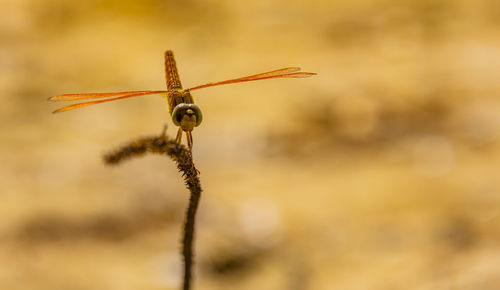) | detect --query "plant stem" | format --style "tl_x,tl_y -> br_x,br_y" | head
182,181 -> 200,290
104,131 -> 202,290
